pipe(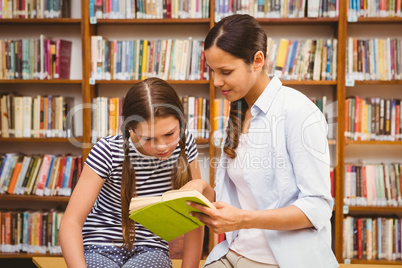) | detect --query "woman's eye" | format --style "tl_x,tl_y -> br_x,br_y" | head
165,132 -> 174,136
222,71 -> 232,75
